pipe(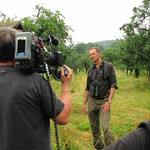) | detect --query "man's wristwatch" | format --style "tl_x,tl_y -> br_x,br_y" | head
107,100 -> 112,103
